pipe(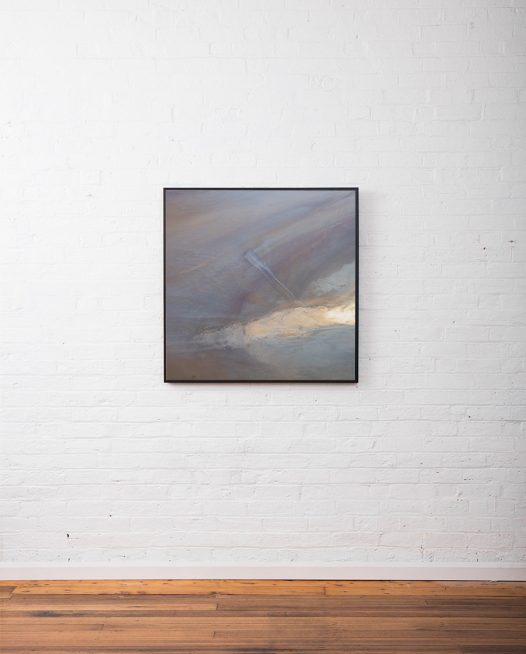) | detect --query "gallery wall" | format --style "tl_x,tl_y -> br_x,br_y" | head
1,0 -> 525,577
